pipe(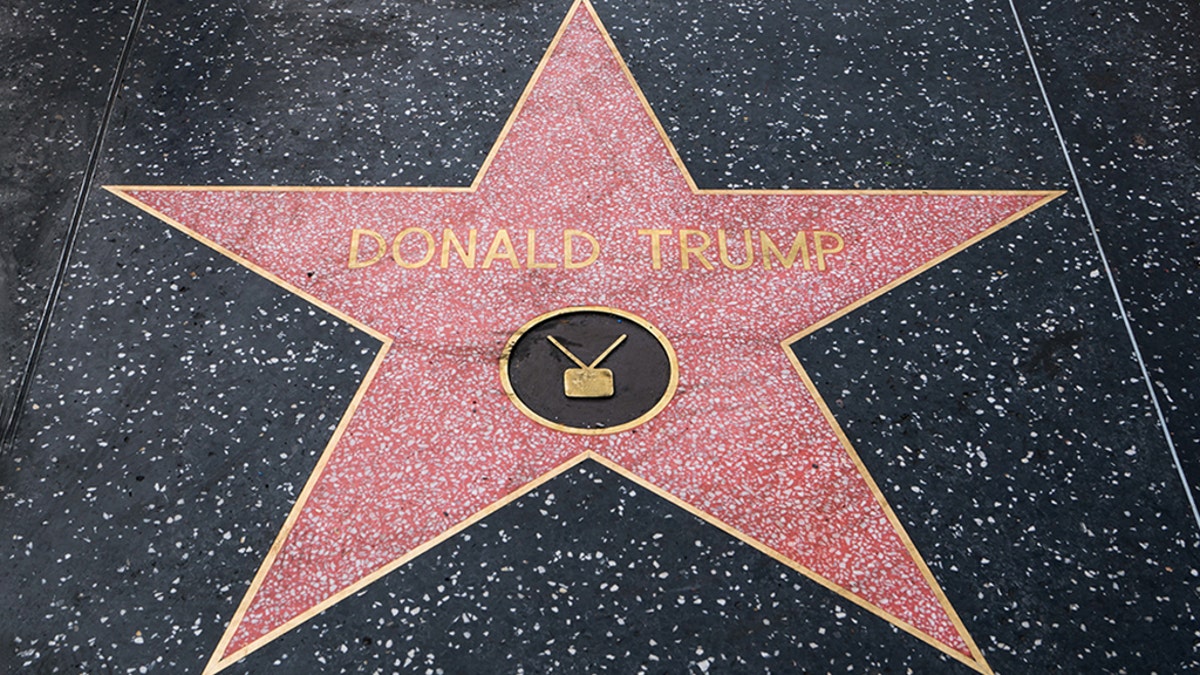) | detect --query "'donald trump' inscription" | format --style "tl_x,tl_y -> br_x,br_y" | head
348,226 -> 845,271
